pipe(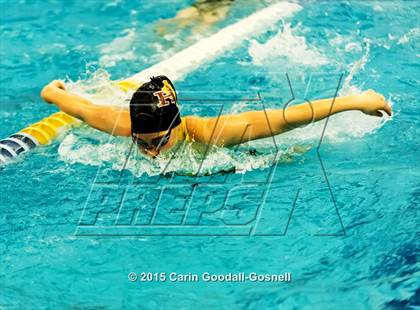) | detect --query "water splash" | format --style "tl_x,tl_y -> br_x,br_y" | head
66,69 -> 132,108
58,127 -> 304,177
248,23 -> 328,67
392,27 -> 420,45
340,38 -> 371,95
58,20 -> 391,177
98,28 -> 137,68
